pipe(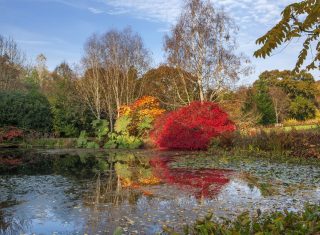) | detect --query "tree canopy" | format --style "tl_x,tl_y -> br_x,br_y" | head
165,0 -> 251,102
254,0 -> 320,72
